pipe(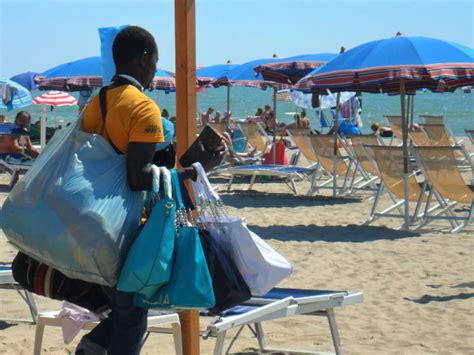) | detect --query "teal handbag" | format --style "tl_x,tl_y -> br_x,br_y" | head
134,169 -> 215,309
117,166 -> 176,295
